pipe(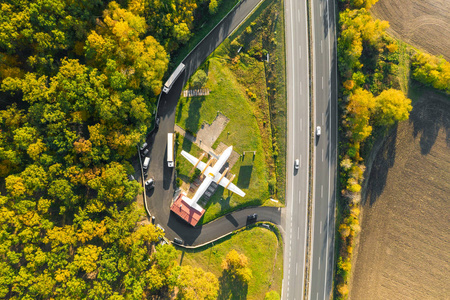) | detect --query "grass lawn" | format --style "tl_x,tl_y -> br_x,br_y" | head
176,226 -> 283,300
